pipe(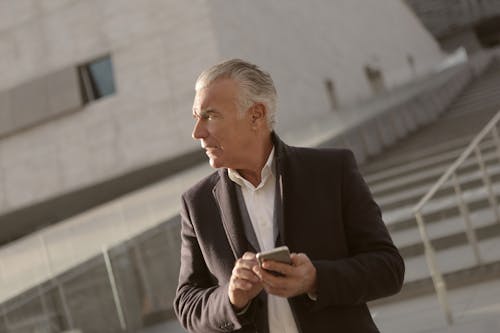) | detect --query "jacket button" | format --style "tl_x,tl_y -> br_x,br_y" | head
219,321 -> 234,331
